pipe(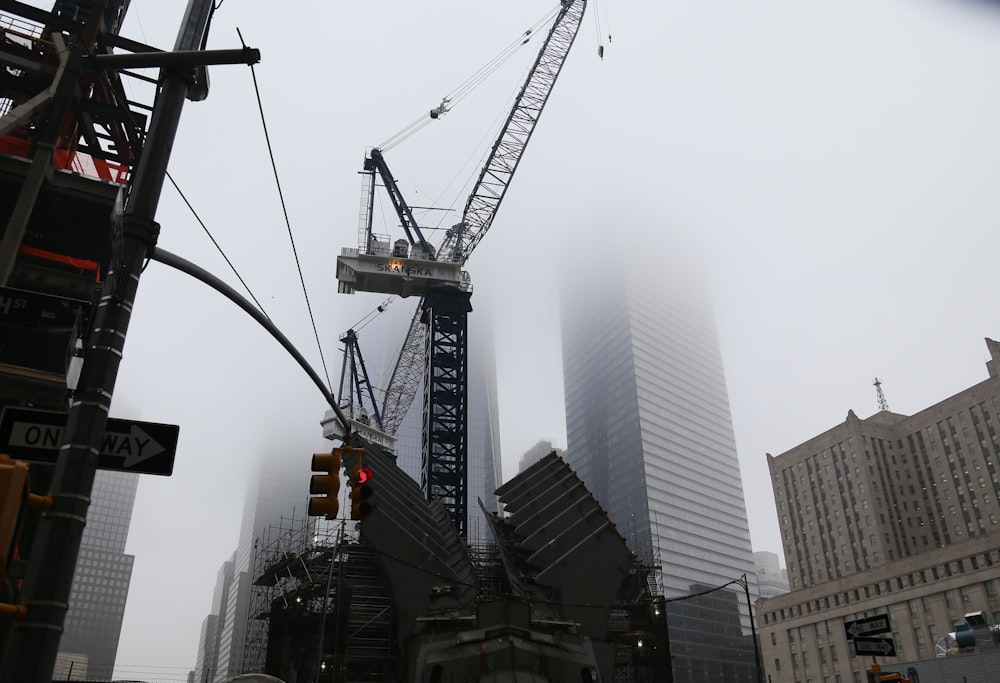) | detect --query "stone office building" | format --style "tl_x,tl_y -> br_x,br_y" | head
758,338 -> 1000,682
